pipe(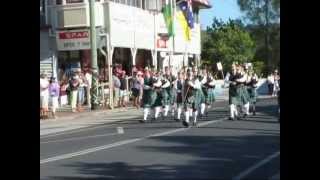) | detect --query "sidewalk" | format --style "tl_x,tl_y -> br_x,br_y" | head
40,95 -> 275,136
